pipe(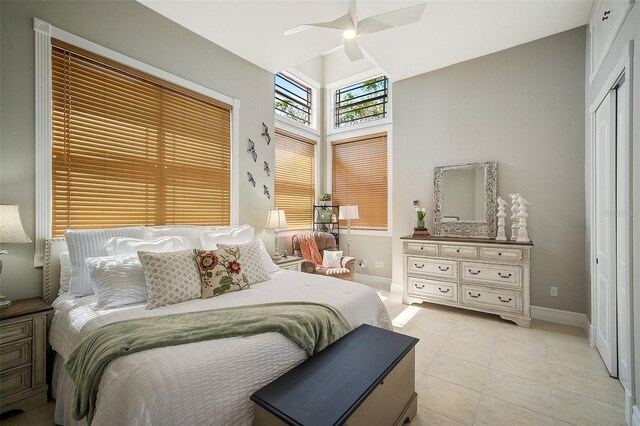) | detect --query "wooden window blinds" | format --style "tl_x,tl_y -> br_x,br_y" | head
51,40 -> 232,237
274,129 -> 315,229
332,132 -> 388,230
